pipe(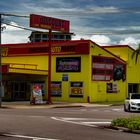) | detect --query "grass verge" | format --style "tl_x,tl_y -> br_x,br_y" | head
111,116 -> 140,131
